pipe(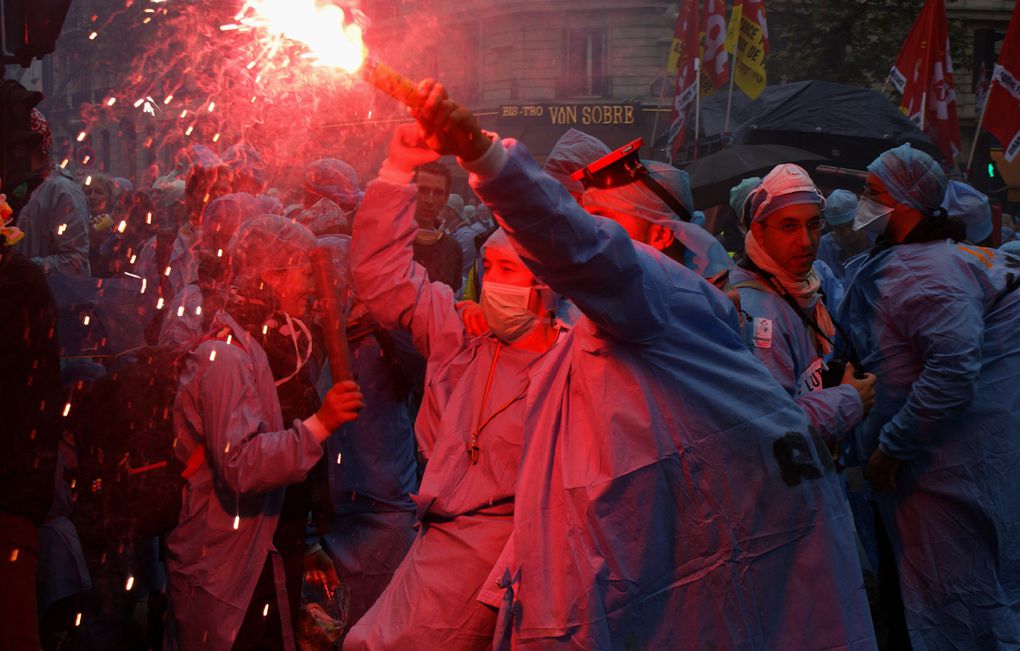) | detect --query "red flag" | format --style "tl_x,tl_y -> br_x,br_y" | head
889,0 -> 961,164
983,2 -> 1020,162
700,0 -> 730,91
667,0 -> 700,161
